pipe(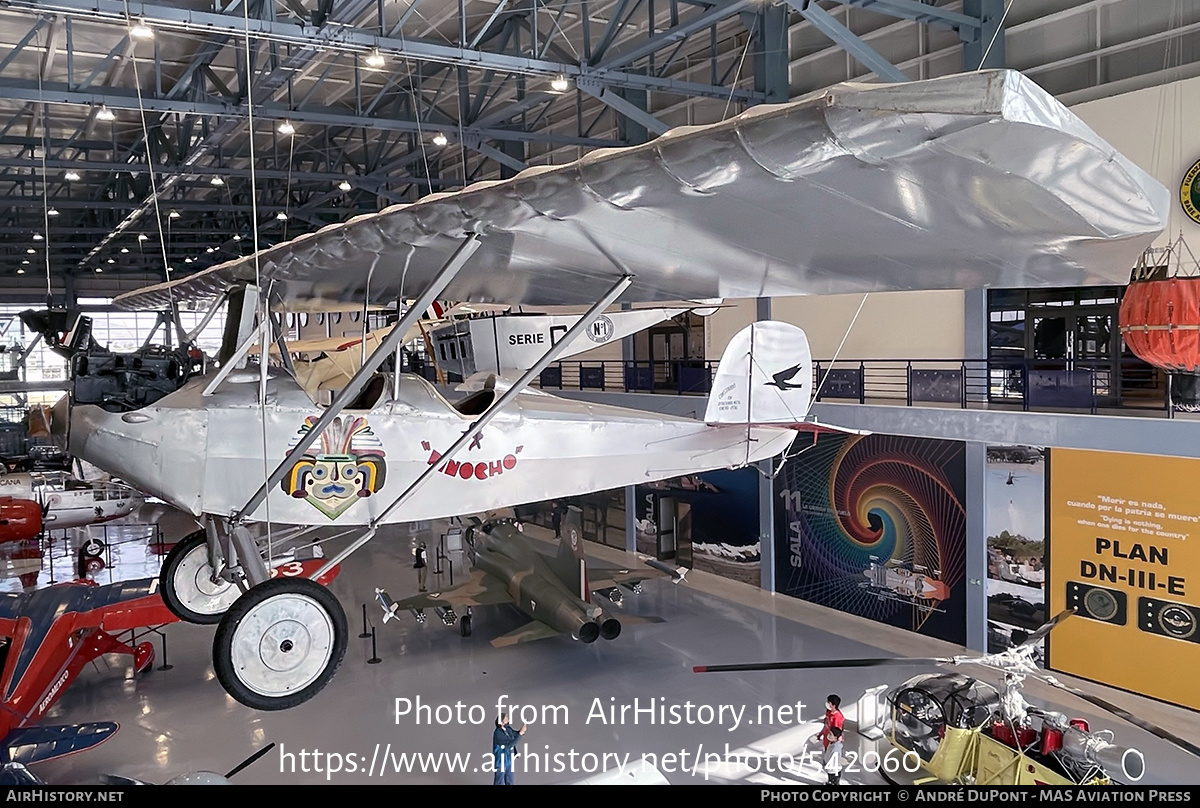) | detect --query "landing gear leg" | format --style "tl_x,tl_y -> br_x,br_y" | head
160,528 -> 240,624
